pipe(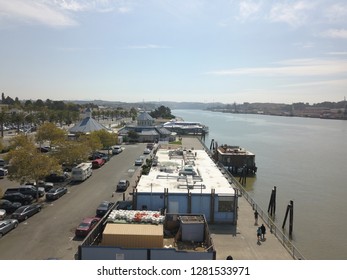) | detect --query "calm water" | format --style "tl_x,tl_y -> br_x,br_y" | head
172,109 -> 347,260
